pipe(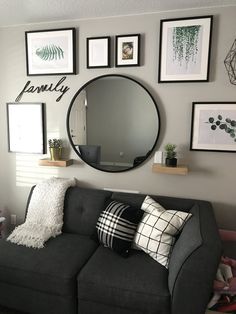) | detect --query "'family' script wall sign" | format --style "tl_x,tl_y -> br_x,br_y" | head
15,76 -> 70,102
